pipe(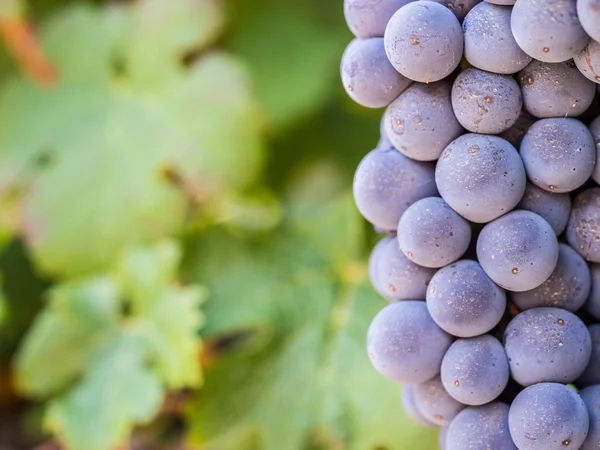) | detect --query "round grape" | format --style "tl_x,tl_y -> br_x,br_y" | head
575,40 -> 600,84
508,383 -> 590,450
580,385 -> 600,450
441,335 -> 509,405
447,403 -> 516,450
369,236 -> 436,301
578,325 -> 600,388
586,264 -> 600,320
520,118 -> 596,193
341,38 -> 413,109
384,1 -> 463,83
397,197 -> 471,268
517,182 -> 572,236
498,110 -> 537,148
368,236 -> 393,298
384,81 -> 463,161
511,243 -> 591,312
413,376 -> 466,426
511,0 -> 589,63
590,116 -> 600,185
436,134 -> 526,223
477,211 -> 559,291
451,68 -> 522,134
440,0 -> 482,20
353,148 -> 438,230
378,113 -> 393,149
504,307 -> 592,386
439,428 -> 448,450
367,301 -> 453,383
518,59 -> 596,118
427,260 -> 506,337
577,0 -> 600,43
484,0 -> 515,5
344,0 -> 413,38
567,188 -> 600,263
463,3 -> 531,74
401,384 -> 435,427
